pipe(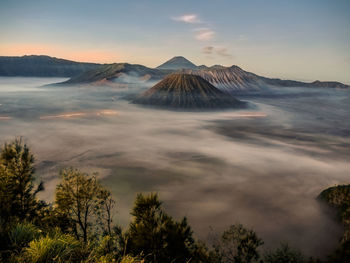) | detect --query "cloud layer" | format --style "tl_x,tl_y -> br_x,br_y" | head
1,78 -> 349,258
172,14 -> 216,42
195,28 -> 215,41
172,14 -> 201,24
